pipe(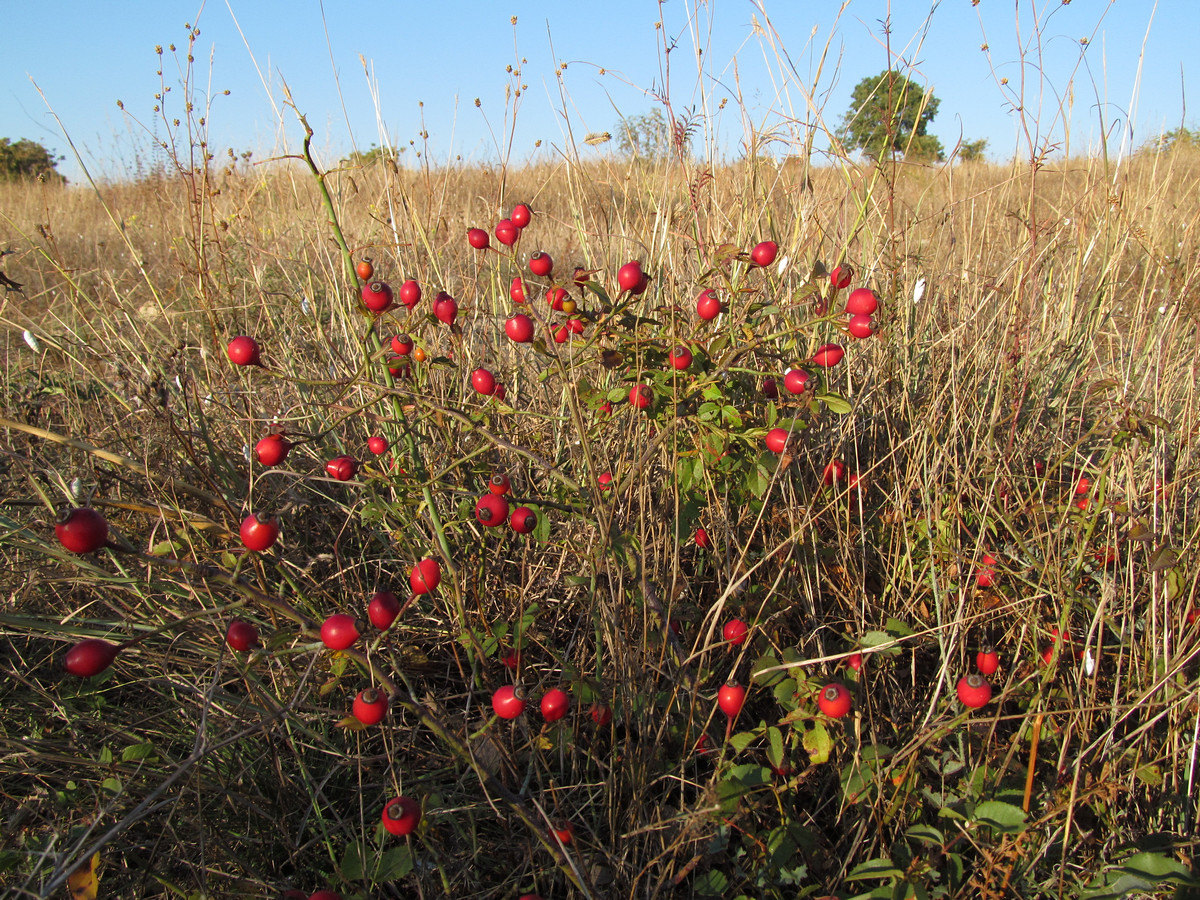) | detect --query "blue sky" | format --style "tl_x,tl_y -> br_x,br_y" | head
2,1 -> 1194,182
